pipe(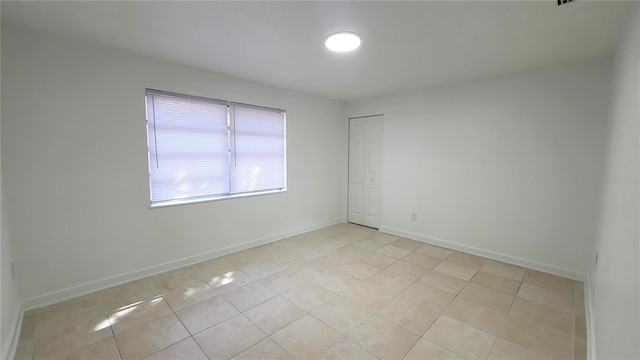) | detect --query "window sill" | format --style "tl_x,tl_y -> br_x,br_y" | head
149,188 -> 287,209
